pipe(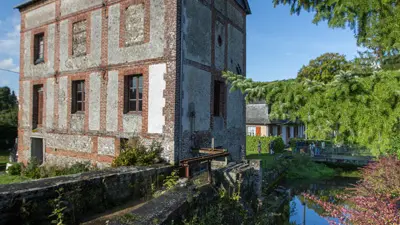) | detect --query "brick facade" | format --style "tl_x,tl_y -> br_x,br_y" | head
16,0 -> 250,166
